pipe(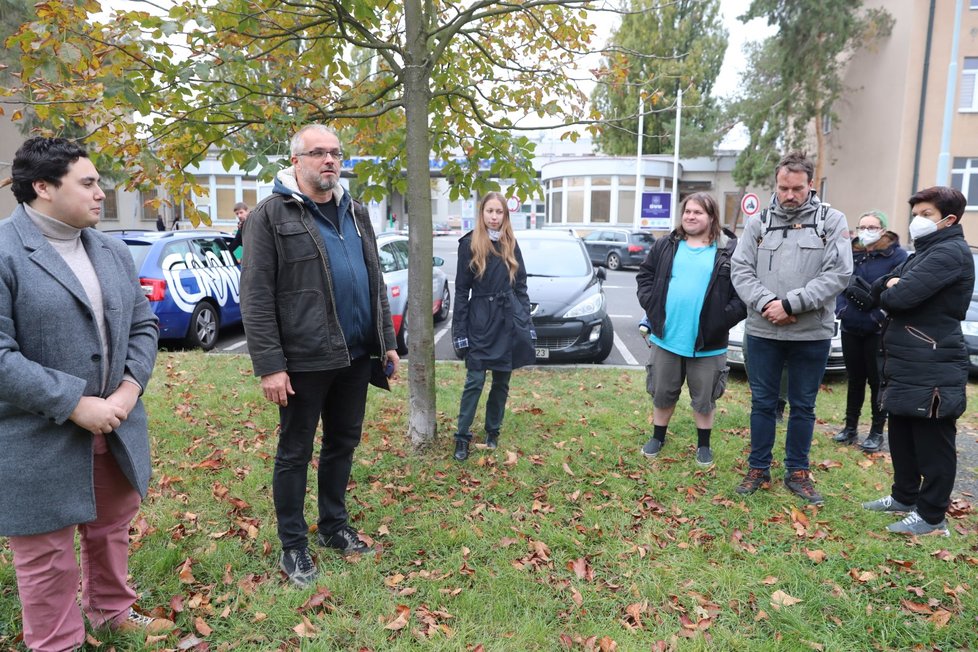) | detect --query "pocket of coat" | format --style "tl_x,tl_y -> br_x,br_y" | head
276,222 -> 319,262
